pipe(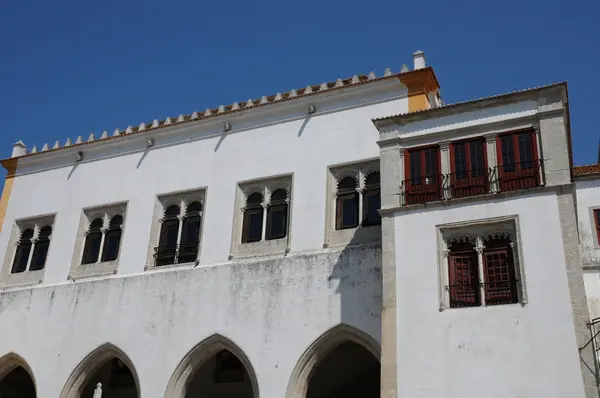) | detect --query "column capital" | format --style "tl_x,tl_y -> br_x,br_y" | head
438,140 -> 451,150
484,133 -> 498,143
